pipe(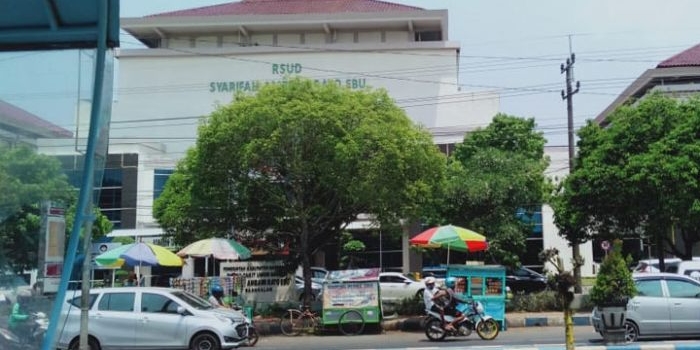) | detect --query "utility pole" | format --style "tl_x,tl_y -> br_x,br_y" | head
561,43 -> 581,293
